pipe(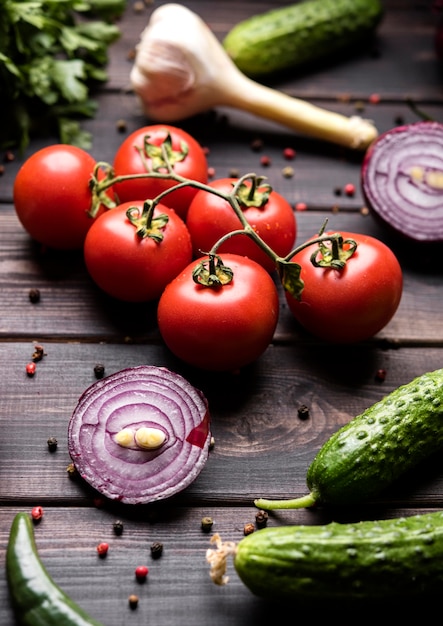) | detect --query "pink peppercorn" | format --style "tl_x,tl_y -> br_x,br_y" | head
295,202 -> 308,211
368,93 -> 381,104
135,565 -> 149,581
344,183 -> 356,197
97,542 -> 109,557
260,155 -> 271,166
26,362 -> 36,377
31,506 -> 44,522
283,147 -> 296,160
